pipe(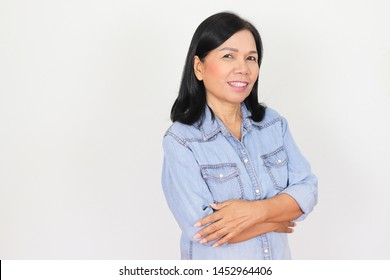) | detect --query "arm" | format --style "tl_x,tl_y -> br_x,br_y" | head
161,132 -> 216,240
162,132 -> 296,245
194,116 -> 318,246
194,194 -> 302,246
228,221 -> 296,244
278,116 -> 318,221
